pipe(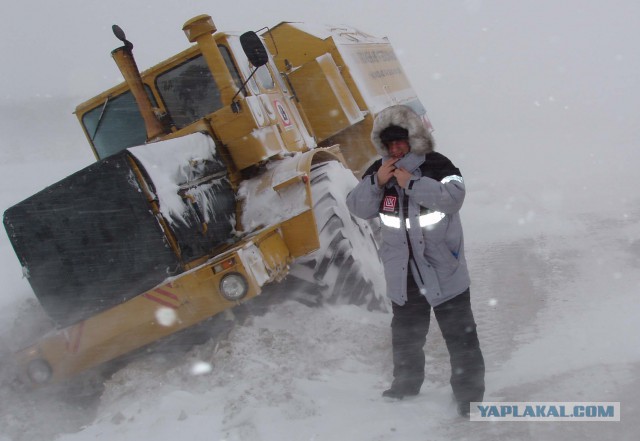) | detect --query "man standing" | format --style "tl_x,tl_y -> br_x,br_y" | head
346,105 -> 485,417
